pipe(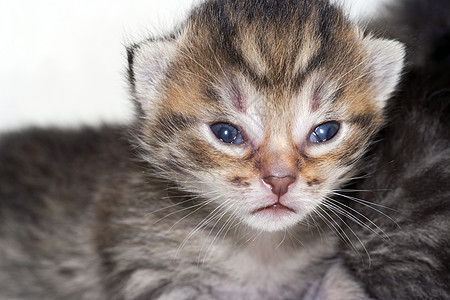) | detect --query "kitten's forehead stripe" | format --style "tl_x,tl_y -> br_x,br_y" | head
131,0 -> 402,226
292,23 -> 322,77
237,24 -> 269,77
186,0 -> 358,93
